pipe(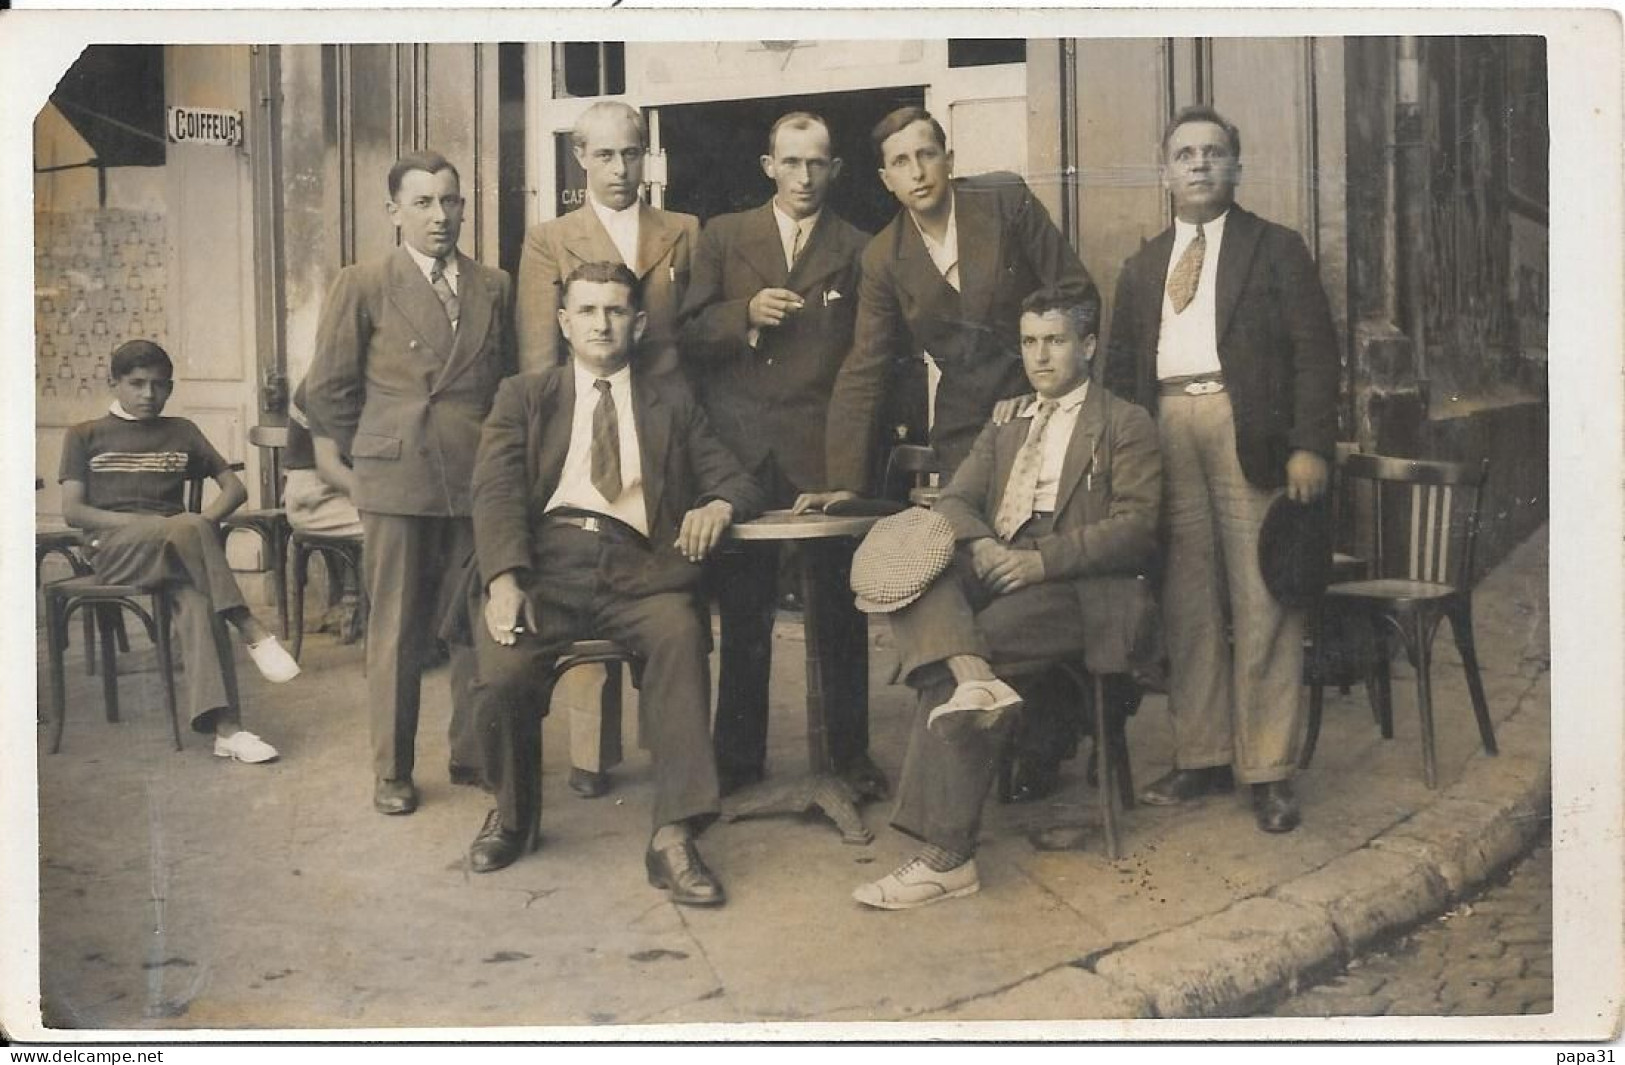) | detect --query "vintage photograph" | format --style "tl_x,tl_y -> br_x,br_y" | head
7,6 -> 1616,1043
